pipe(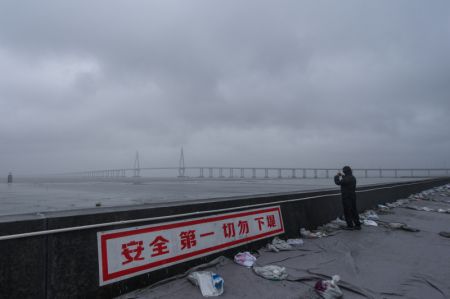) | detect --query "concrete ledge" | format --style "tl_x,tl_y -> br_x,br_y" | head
0,178 -> 449,298
0,214 -> 47,298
